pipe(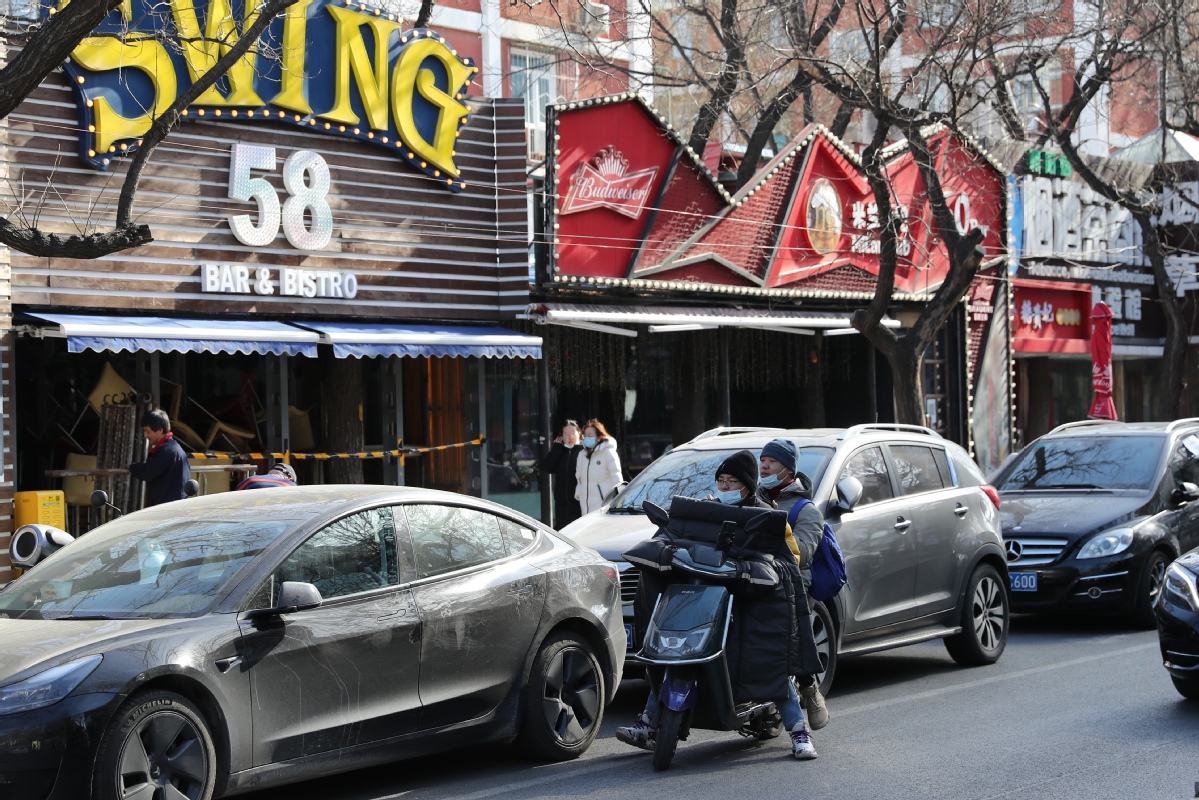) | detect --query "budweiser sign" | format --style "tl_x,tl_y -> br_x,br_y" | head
561,146 -> 658,219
